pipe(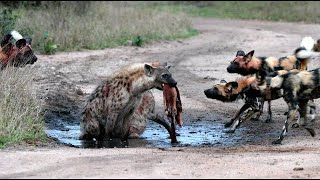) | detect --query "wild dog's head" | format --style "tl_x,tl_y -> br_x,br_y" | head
227,50 -> 259,75
11,36 -> 37,67
0,31 -> 37,68
204,79 -> 240,102
313,39 -> 320,52
144,62 -> 177,90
